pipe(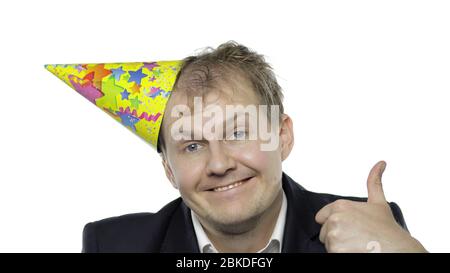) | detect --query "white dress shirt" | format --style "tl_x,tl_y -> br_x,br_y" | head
190,190 -> 288,253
